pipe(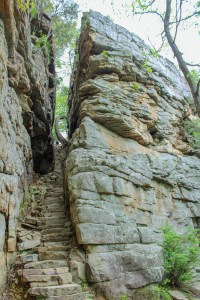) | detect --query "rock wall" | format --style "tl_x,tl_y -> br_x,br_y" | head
0,0 -> 55,291
65,11 -> 200,299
